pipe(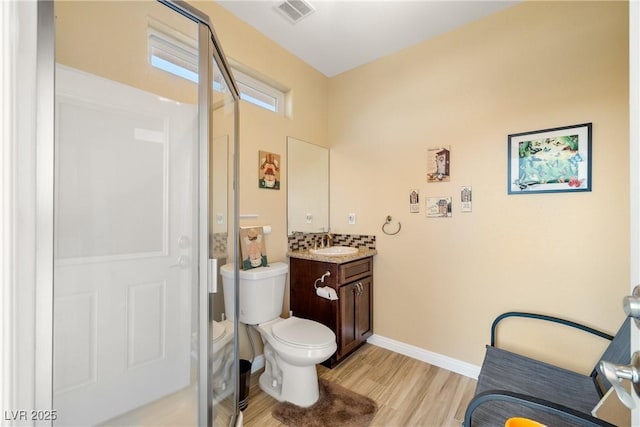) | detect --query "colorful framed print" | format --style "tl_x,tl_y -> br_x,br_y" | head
508,123 -> 592,194
259,150 -> 281,190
